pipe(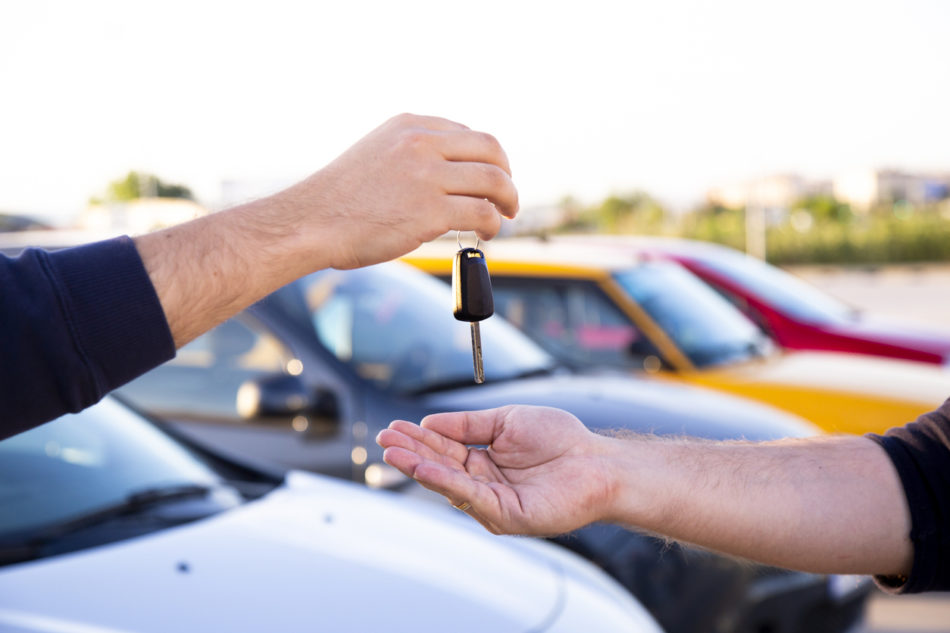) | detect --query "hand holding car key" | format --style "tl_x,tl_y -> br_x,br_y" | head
452,232 -> 493,383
